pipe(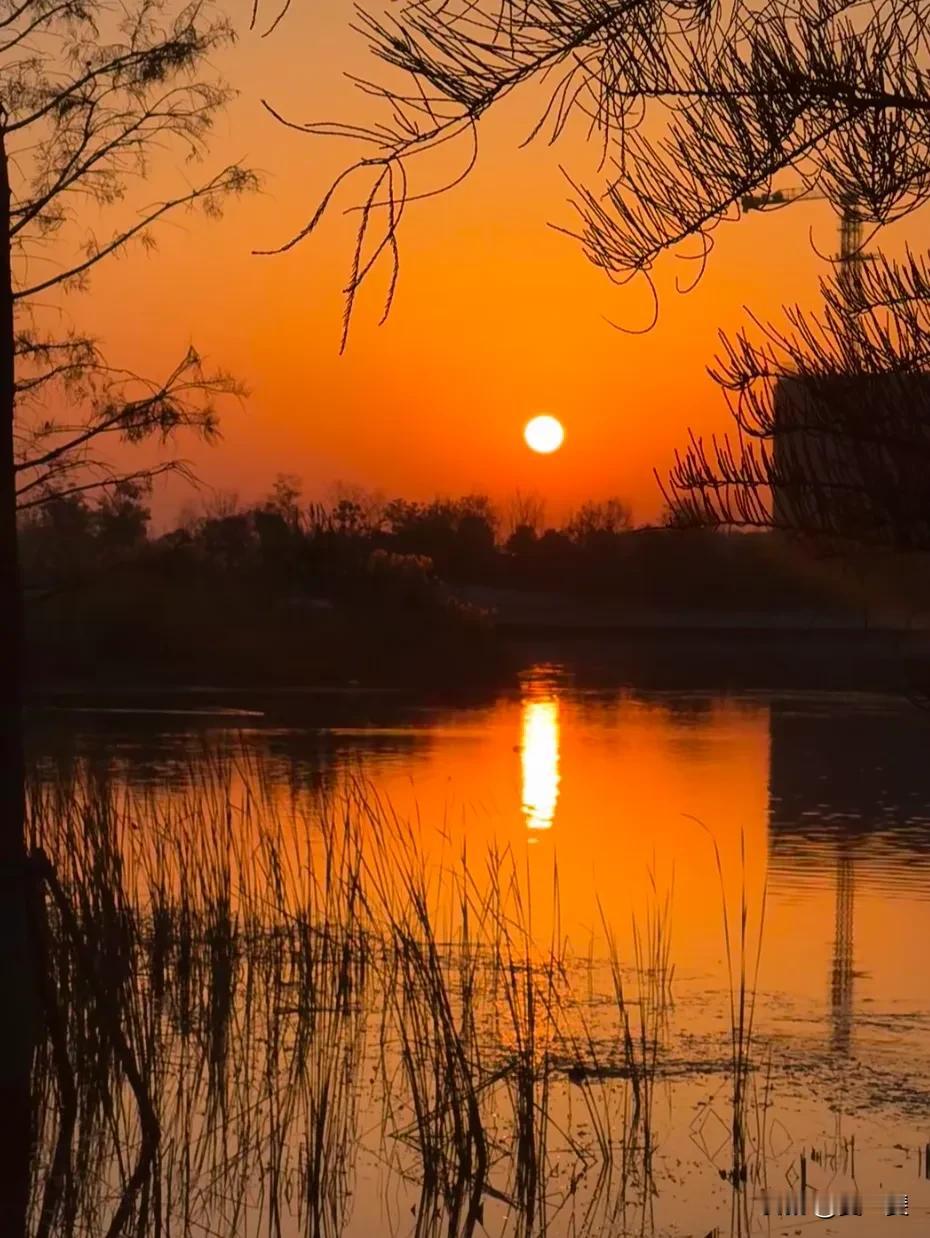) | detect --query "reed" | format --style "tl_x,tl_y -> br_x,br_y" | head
686,817 -> 770,1238
24,755 -> 761,1238
363,813 -> 490,1233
